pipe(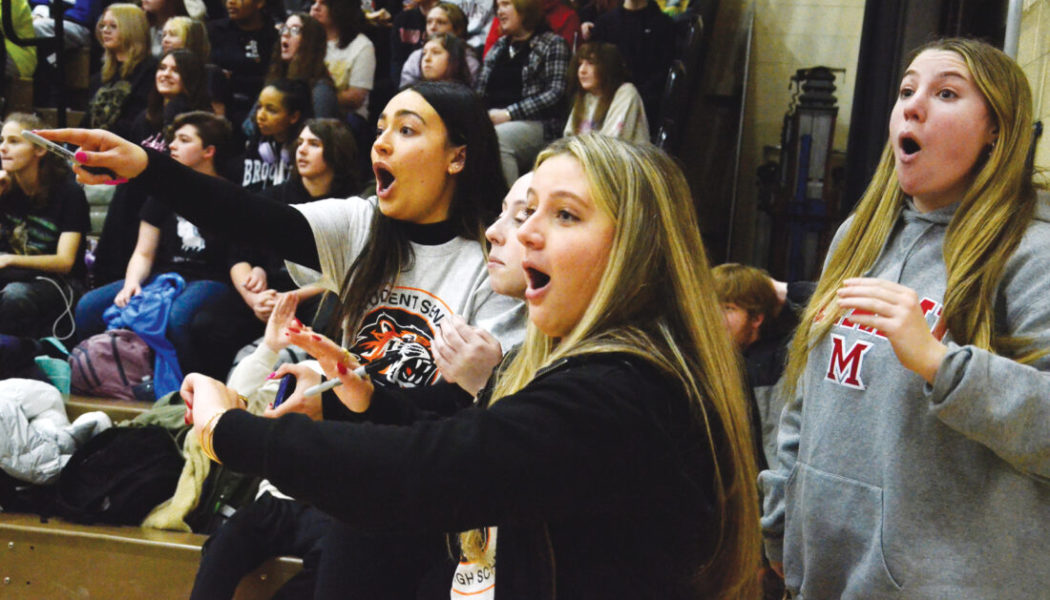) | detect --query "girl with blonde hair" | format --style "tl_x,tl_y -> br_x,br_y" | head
160,15 -> 210,58
761,38 -> 1050,597
142,0 -> 189,57
85,3 -> 156,139
173,133 -> 761,598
